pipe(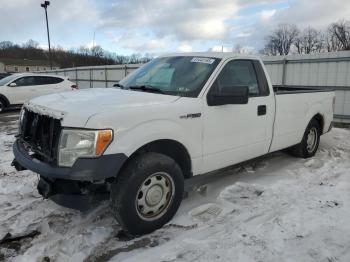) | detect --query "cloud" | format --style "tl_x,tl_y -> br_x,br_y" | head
1,0 -> 350,54
208,45 -> 232,52
260,9 -> 276,21
99,0 -> 239,41
272,0 -> 350,29
0,0 -> 98,48
111,31 -> 175,52
177,43 -> 193,52
229,0 -> 350,52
